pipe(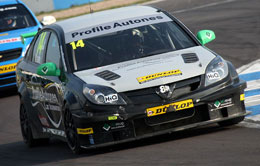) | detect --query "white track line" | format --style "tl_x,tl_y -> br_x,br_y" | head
245,80 -> 260,91
246,115 -> 260,122
237,59 -> 260,74
238,121 -> 260,129
173,0 -> 237,13
142,0 -> 167,5
245,94 -> 260,107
